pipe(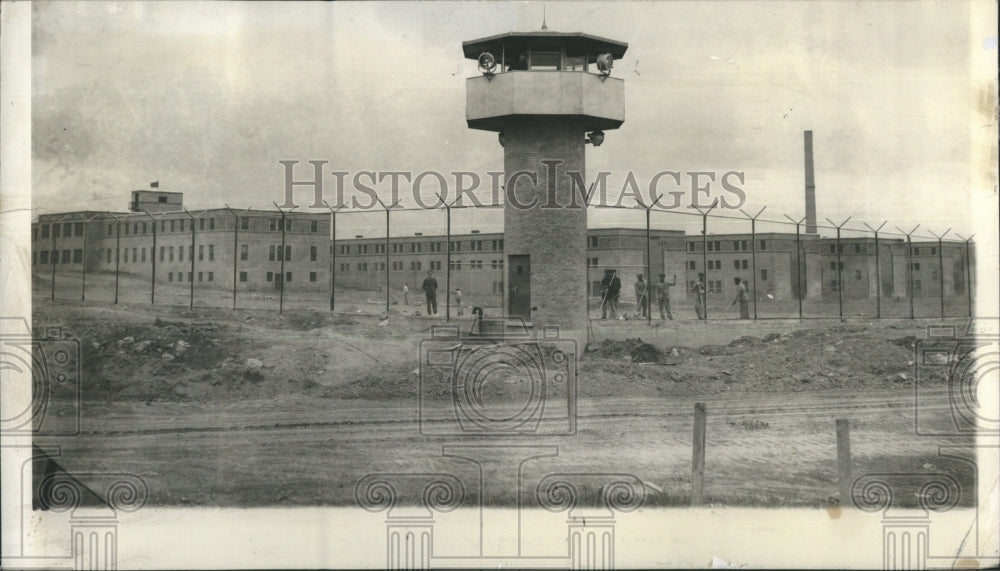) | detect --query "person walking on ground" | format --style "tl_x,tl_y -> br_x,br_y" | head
694,272 -> 707,320
634,274 -> 648,318
657,273 -> 676,320
455,288 -> 464,317
422,270 -> 438,316
600,269 -> 621,319
732,277 -> 750,319
403,282 -> 409,305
